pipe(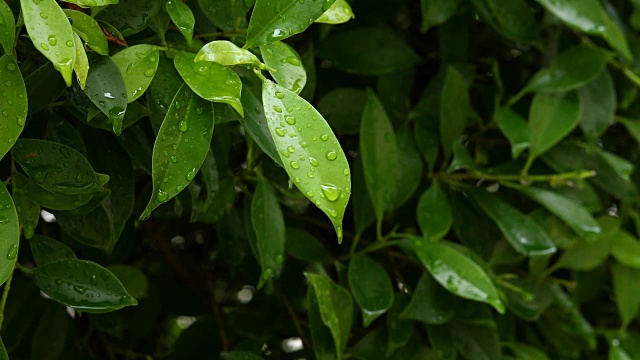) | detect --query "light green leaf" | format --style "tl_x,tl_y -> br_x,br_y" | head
166,0 -> 195,45
112,44 -> 160,103
306,272 -> 354,360
360,89 -> 397,224
440,65 -> 469,159
0,55 -> 27,161
96,0 -> 161,37
420,0 -> 459,32
316,0 -> 354,24
579,69 -> 615,143
260,41 -> 306,94
612,263 -> 640,329
528,91 -> 582,160
63,9 -> 109,55
21,0 -> 76,86
495,107 -> 531,159
417,181 -> 452,241
174,51 -> 243,116
29,235 -> 77,267
470,0 -> 539,43
198,0 -> 254,31
72,34 -> 88,90
63,0 -> 118,7
31,304 -> 70,360
610,229 -> 640,268
410,237 -> 505,313
348,254 -> 394,327
12,172 -> 39,239
262,80 -> 351,242
195,40 -> 270,69
84,55 -> 128,135
400,273 -> 455,324
245,0 -> 336,48
32,259 -> 137,313
140,84 -> 214,220
0,1 -> 16,53
107,265 -> 149,300
468,188 -> 556,256
251,179 -> 285,288
0,180 -> 18,286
